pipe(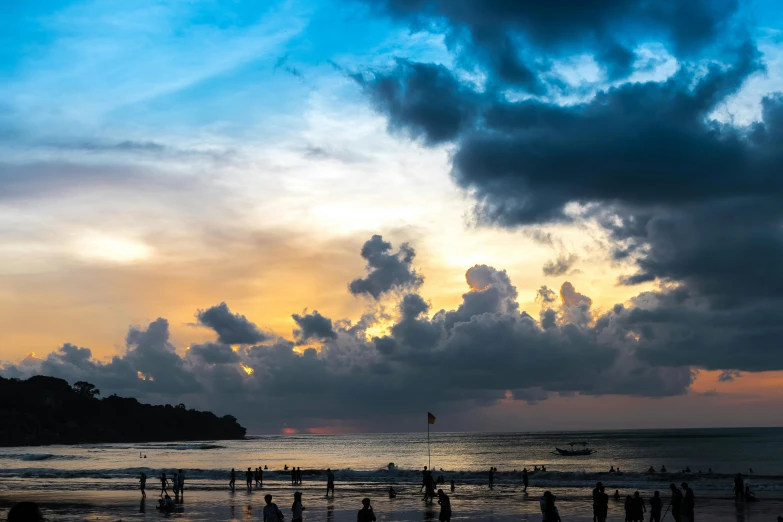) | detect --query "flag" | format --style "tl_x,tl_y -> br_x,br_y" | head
428,412 -> 436,424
